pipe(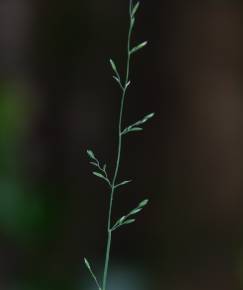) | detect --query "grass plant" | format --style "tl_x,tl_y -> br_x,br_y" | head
84,1 -> 154,289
